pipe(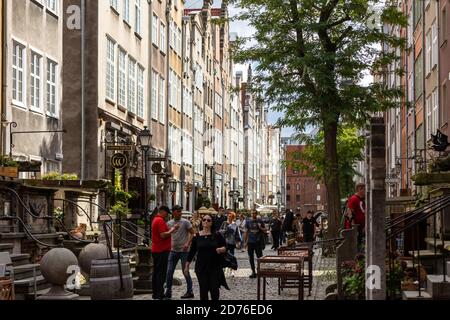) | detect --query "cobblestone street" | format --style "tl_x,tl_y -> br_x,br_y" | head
134,245 -> 337,301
